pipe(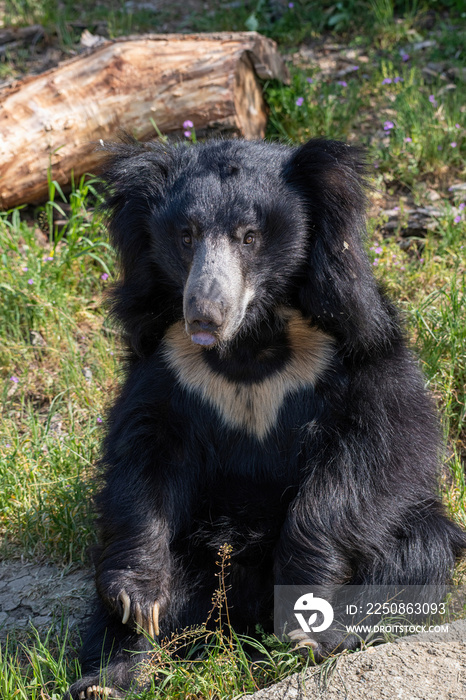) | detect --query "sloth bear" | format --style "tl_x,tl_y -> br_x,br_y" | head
68,137 -> 466,698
